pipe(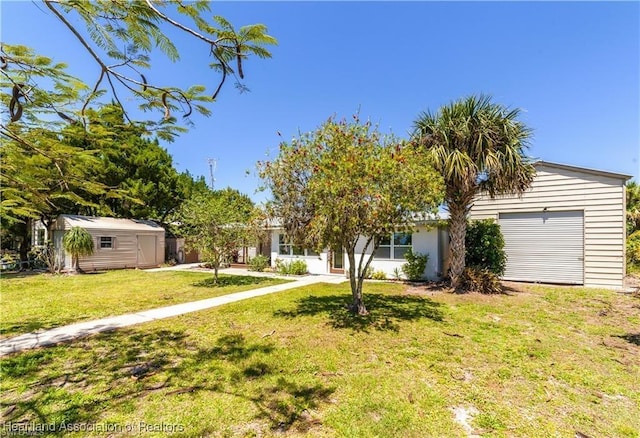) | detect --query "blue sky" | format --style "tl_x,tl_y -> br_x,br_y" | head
2,1 -> 639,202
